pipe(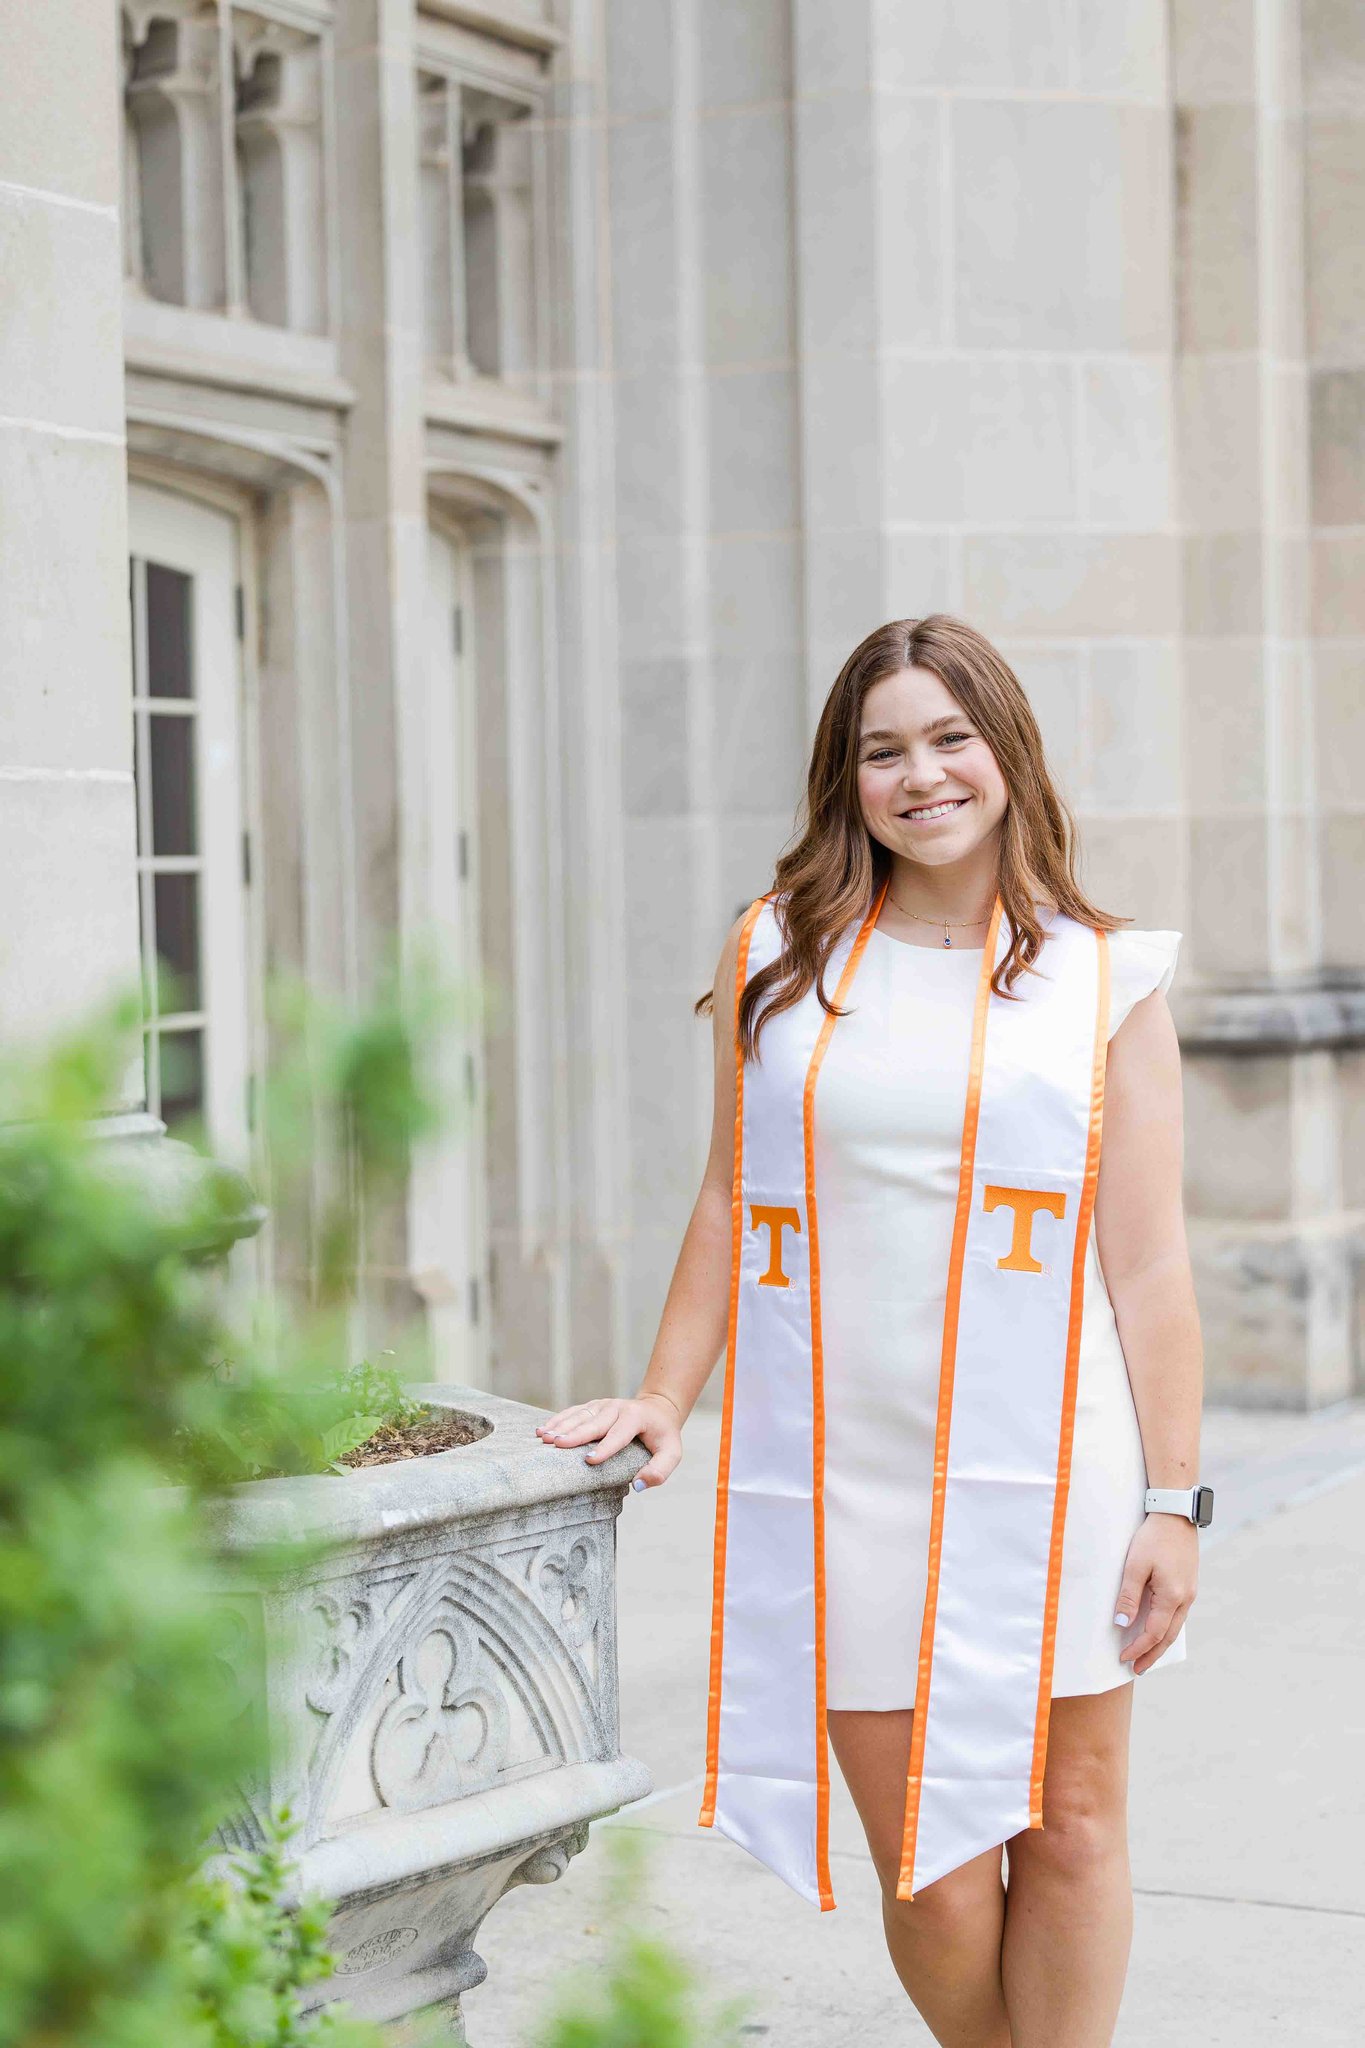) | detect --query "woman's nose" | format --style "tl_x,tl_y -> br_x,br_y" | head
902,753 -> 947,791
